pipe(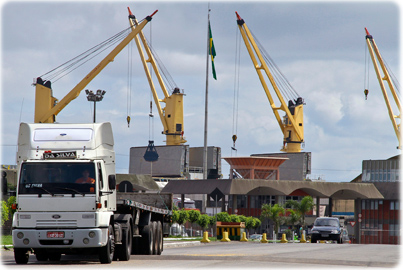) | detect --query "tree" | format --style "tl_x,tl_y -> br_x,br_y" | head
196,214 -> 210,230
285,196 -> 314,229
238,215 -> 247,223
229,214 -> 241,222
253,218 -> 261,233
286,209 -> 301,235
260,203 -> 285,236
171,210 -> 179,225
216,212 -> 231,222
1,200 -> 9,226
245,216 -> 256,236
187,210 -> 201,237
177,210 -> 189,236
